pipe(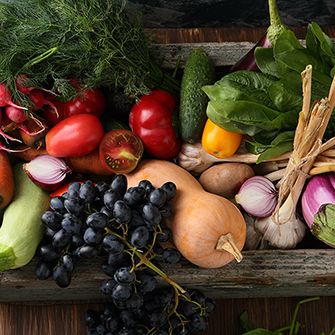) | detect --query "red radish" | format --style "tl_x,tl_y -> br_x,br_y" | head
29,89 -> 59,117
0,109 -> 21,144
0,83 -> 27,110
63,87 -> 106,118
41,100 -> 65,126
5,105 -> 27,124
18,116 -> 48,146
16,74 -> 34,94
